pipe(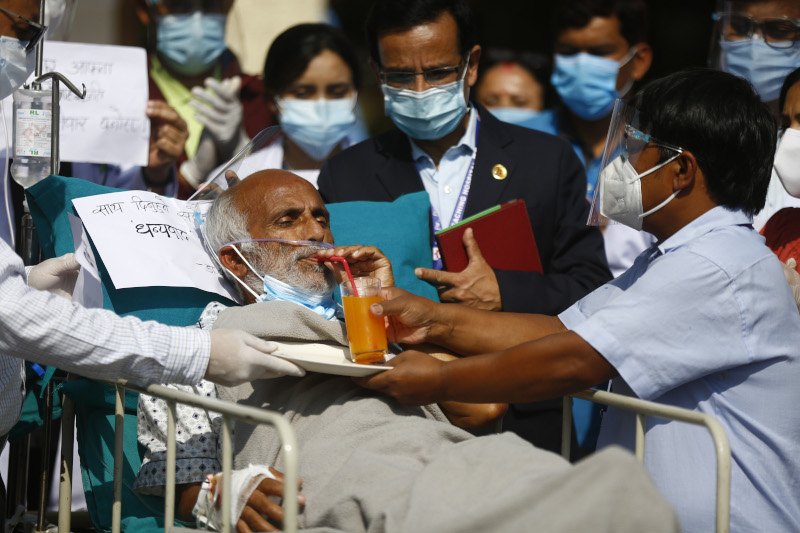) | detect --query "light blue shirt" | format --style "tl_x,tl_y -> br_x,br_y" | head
559,206 -> 800,532
409,106 -> 478,228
